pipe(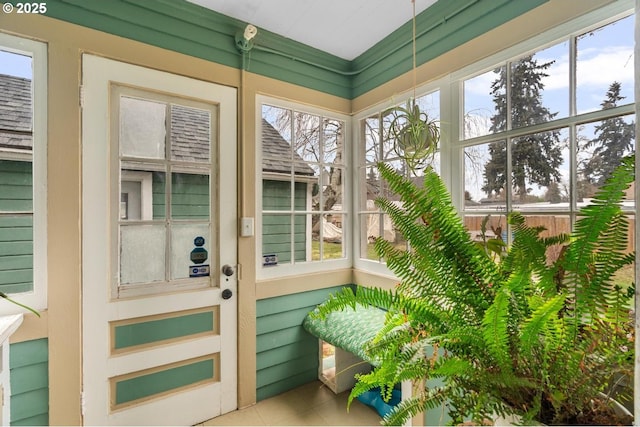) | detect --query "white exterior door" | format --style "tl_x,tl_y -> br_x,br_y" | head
81,54 -> 237,425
